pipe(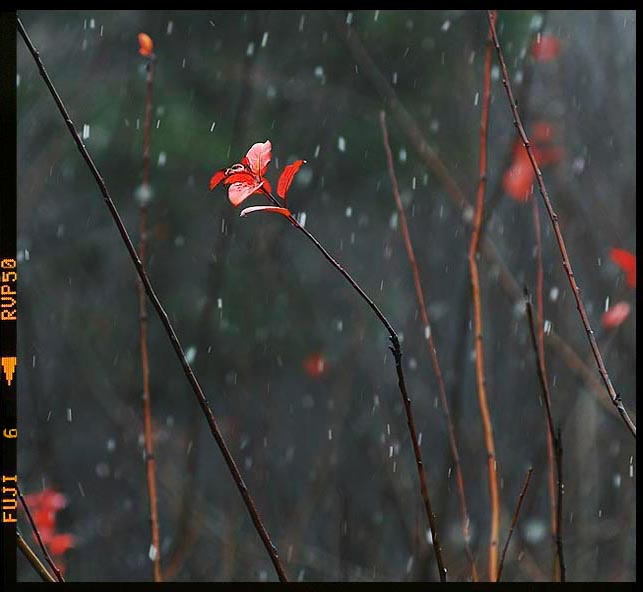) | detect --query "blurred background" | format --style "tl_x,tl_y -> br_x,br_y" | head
16,10 -> 635,582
